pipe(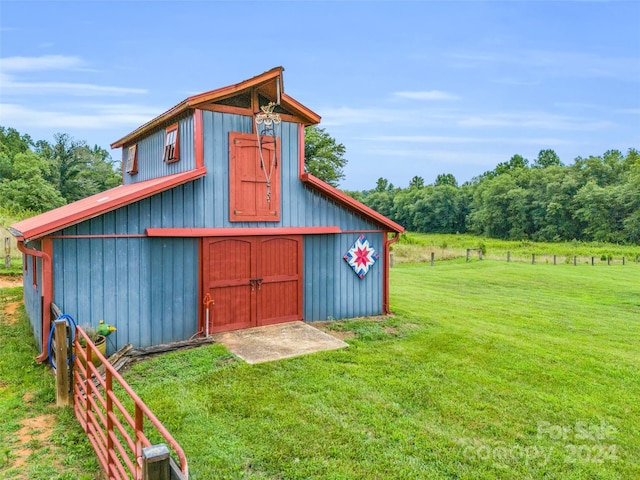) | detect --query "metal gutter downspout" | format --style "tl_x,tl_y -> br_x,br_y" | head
16,239 -> 53,363
383,232 -> 400,315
